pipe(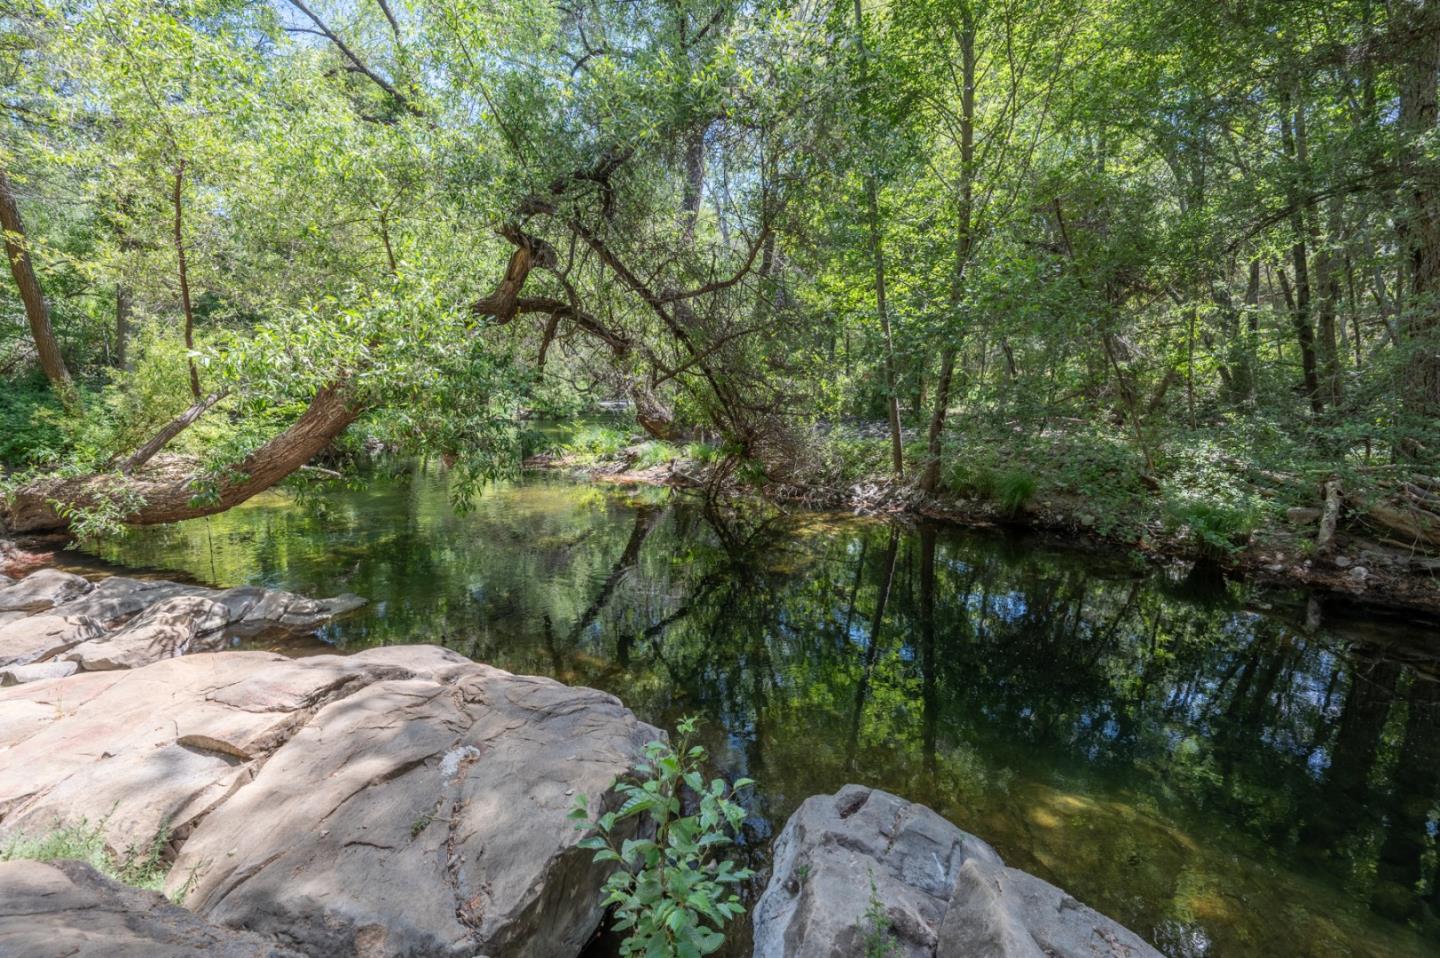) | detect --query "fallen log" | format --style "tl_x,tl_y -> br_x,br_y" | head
1366,499 -> 1440,549
3,384 -> 359,534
